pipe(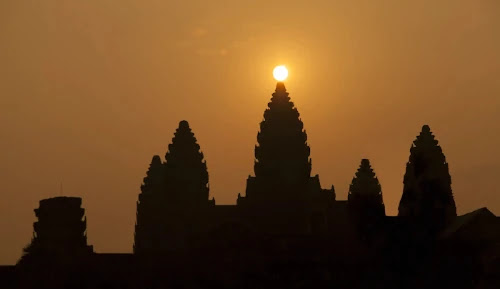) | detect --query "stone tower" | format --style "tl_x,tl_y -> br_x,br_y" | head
21,197 -> 93,261
348,159 -> 385,218
134,155 -> 166,254
238,82 -> 334,234
348,159 -> 385,241
253,82 -> 311,193
134,120 -> 214,254
164,120 -> 211,207
398,125 -> 457,230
